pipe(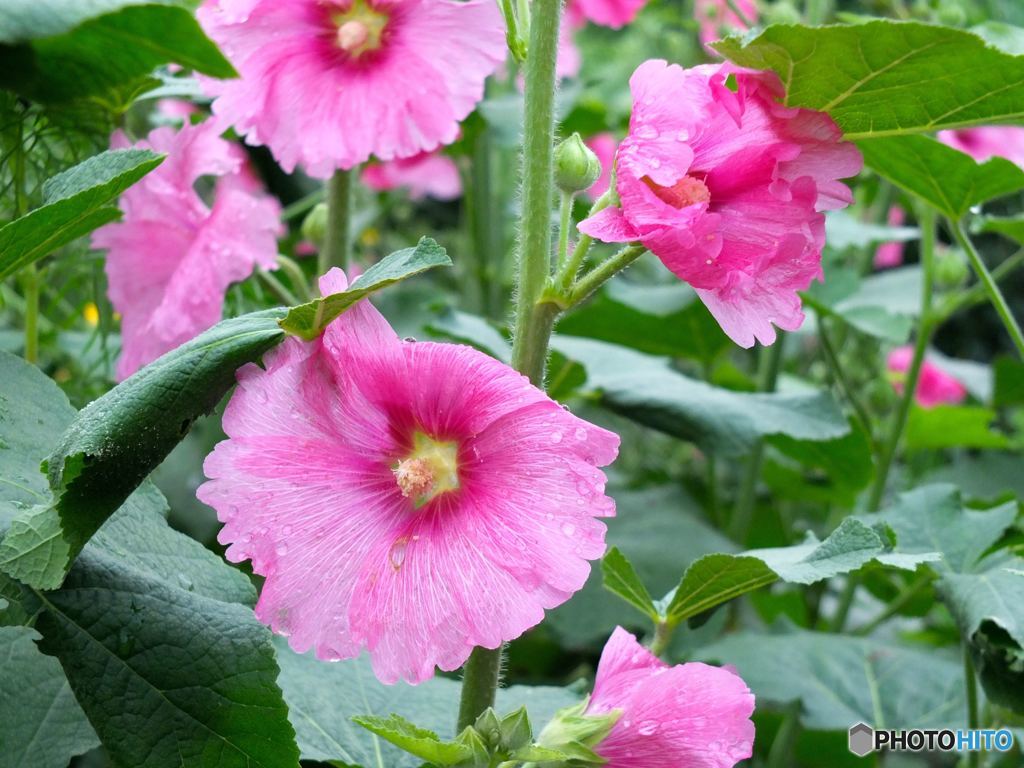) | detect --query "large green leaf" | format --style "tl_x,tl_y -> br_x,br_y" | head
701,629 -> 966,730
35,489 -> 300,768
0,626 -> 98,768
663,518 -> 937,625
858,135 -> 1024,218
858,484 -> 1017,574
0,0 -> 168,43
0,350 -> 298,768
0,310 -> 286,589
0,149 -> 163,282
714,22 -> 1024,139
804,265 -> 916,343
274,638 -> 578,768
280,238 -> 452,340
905,405 -> 1010,451
552,336 -> 849,456
0,4 -> 236,103
556,281 -> 730,364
